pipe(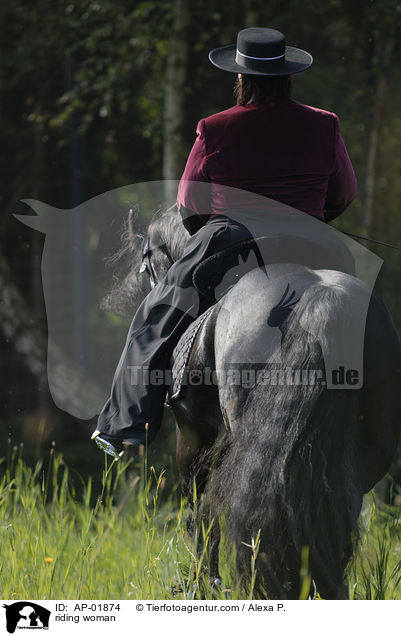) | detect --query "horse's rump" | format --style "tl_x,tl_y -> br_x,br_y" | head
191,263 -> 401,598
